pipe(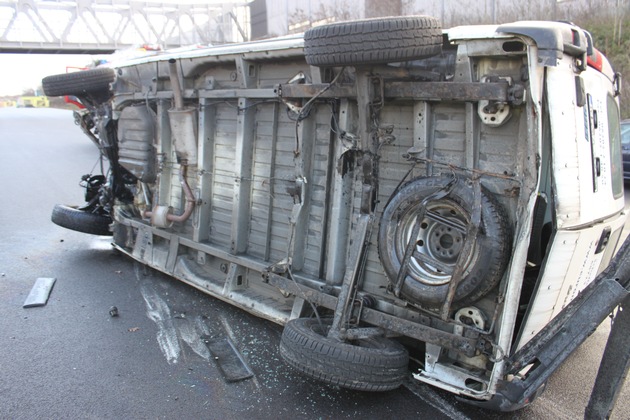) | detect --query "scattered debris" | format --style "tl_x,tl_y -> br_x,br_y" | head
23,277 -> 56,308
109,306 -> 119,317
128,327 -> 140,332
202,335 -> 254,382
